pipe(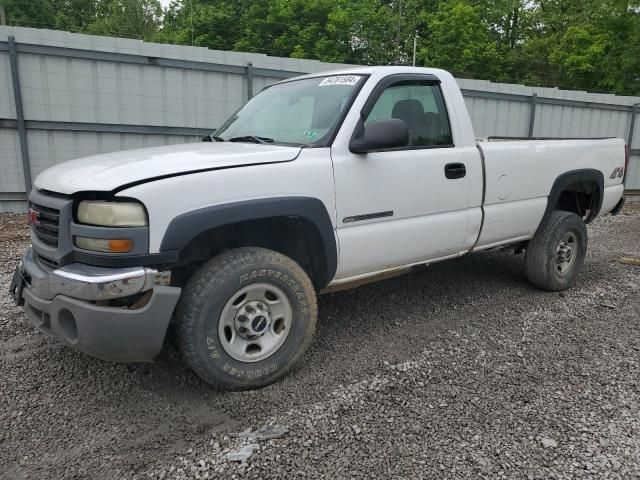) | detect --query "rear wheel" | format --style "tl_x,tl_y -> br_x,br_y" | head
525,211 -> 588,291
176,247 -> 317,390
